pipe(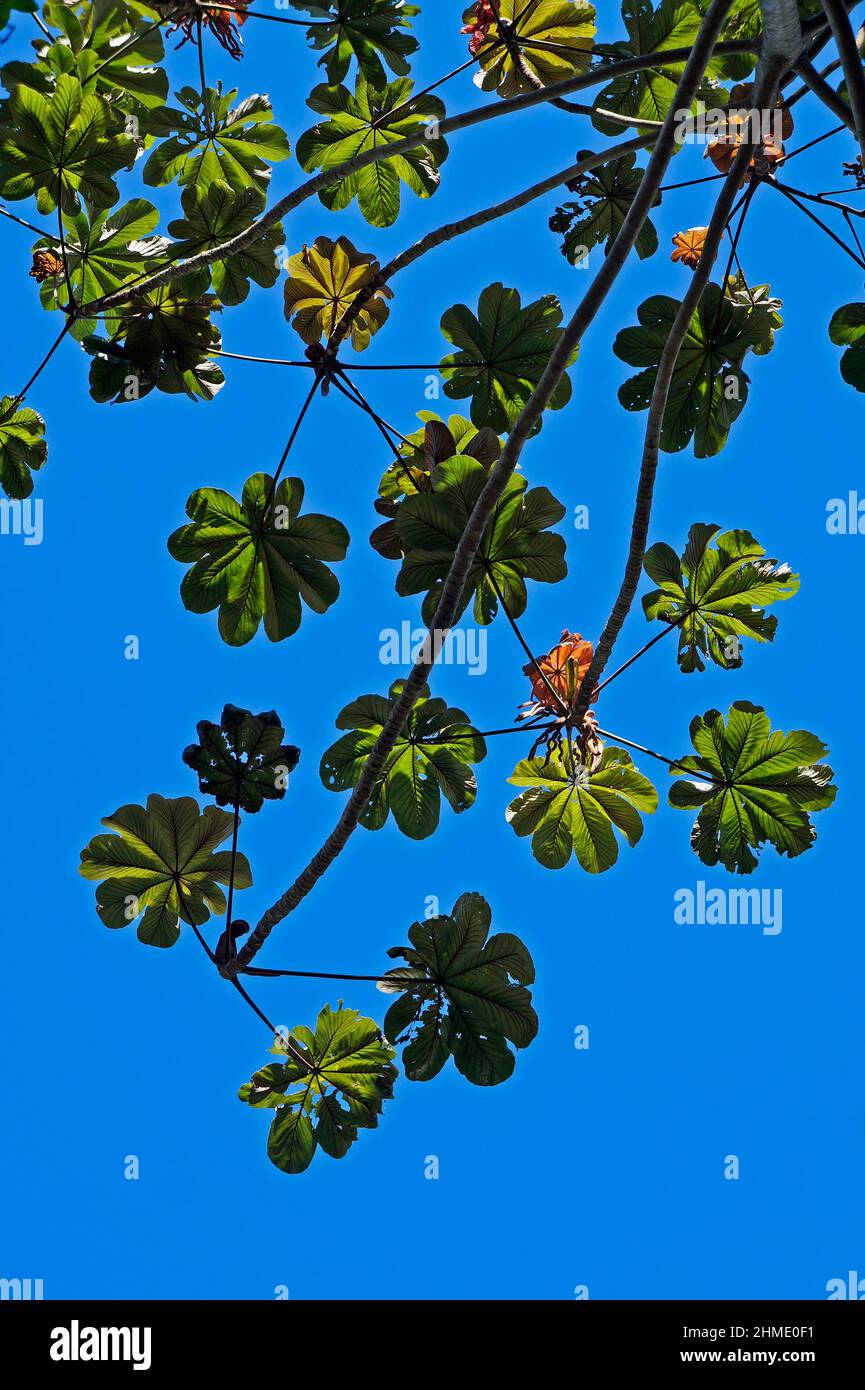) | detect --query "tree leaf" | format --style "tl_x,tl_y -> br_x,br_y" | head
82,279 -> 224,403
183,704 -> 300,812
669,702 -> 836,874
78,793 -> 251,948
283,234 -> 392,350
440,282 -> 578,435
378,891 -> 538,1085
287,1 -> 421,87
320,678 -> 486,838
12,0 -> 171,111
0,395 -> 47,500
142,86 -> 291,195
642,522 -> 799,671
238,1003 -> 397,1174
550,151 -> 660,263
393,452 -> 567,625
0,71 -> 136,213
467,0 -> 596,99
168,473 -> 350,646
506,744 -> 658,872
828,302 -> 865,392
166,180 -> 283,306
296,75 -> 448,228
614,281 -> 782,456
